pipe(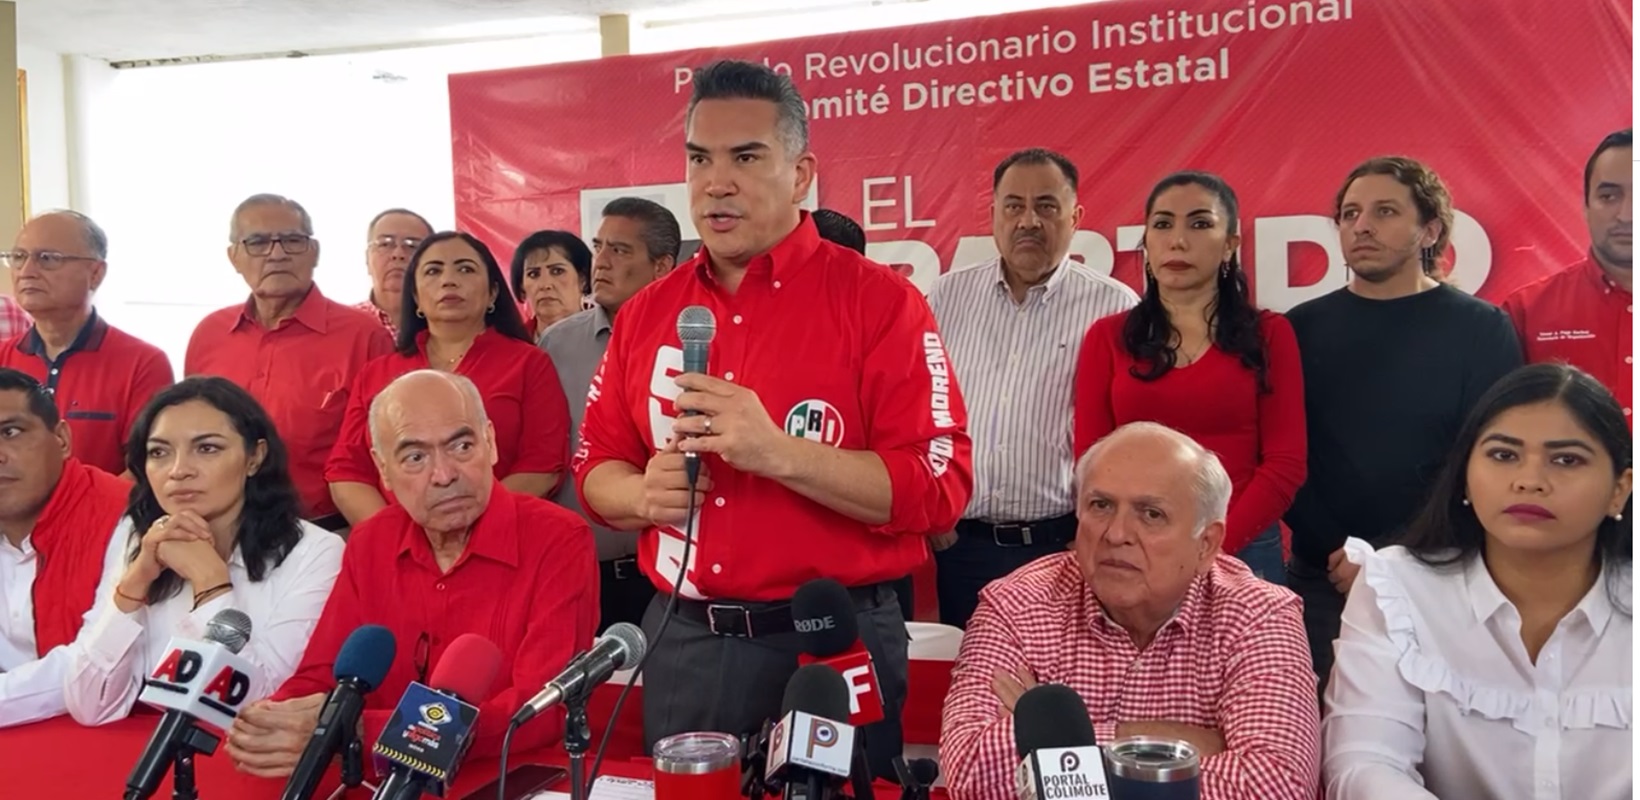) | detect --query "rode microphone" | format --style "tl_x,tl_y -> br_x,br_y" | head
792,579 -> 884,726
511,622 -> 646,725
371,634 -> 502,799
676,305 -> 716,487
280,625 -> 396,800
1012,684 -> 1109,800
126,609 -> 256,800
765,664 -> 856,800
